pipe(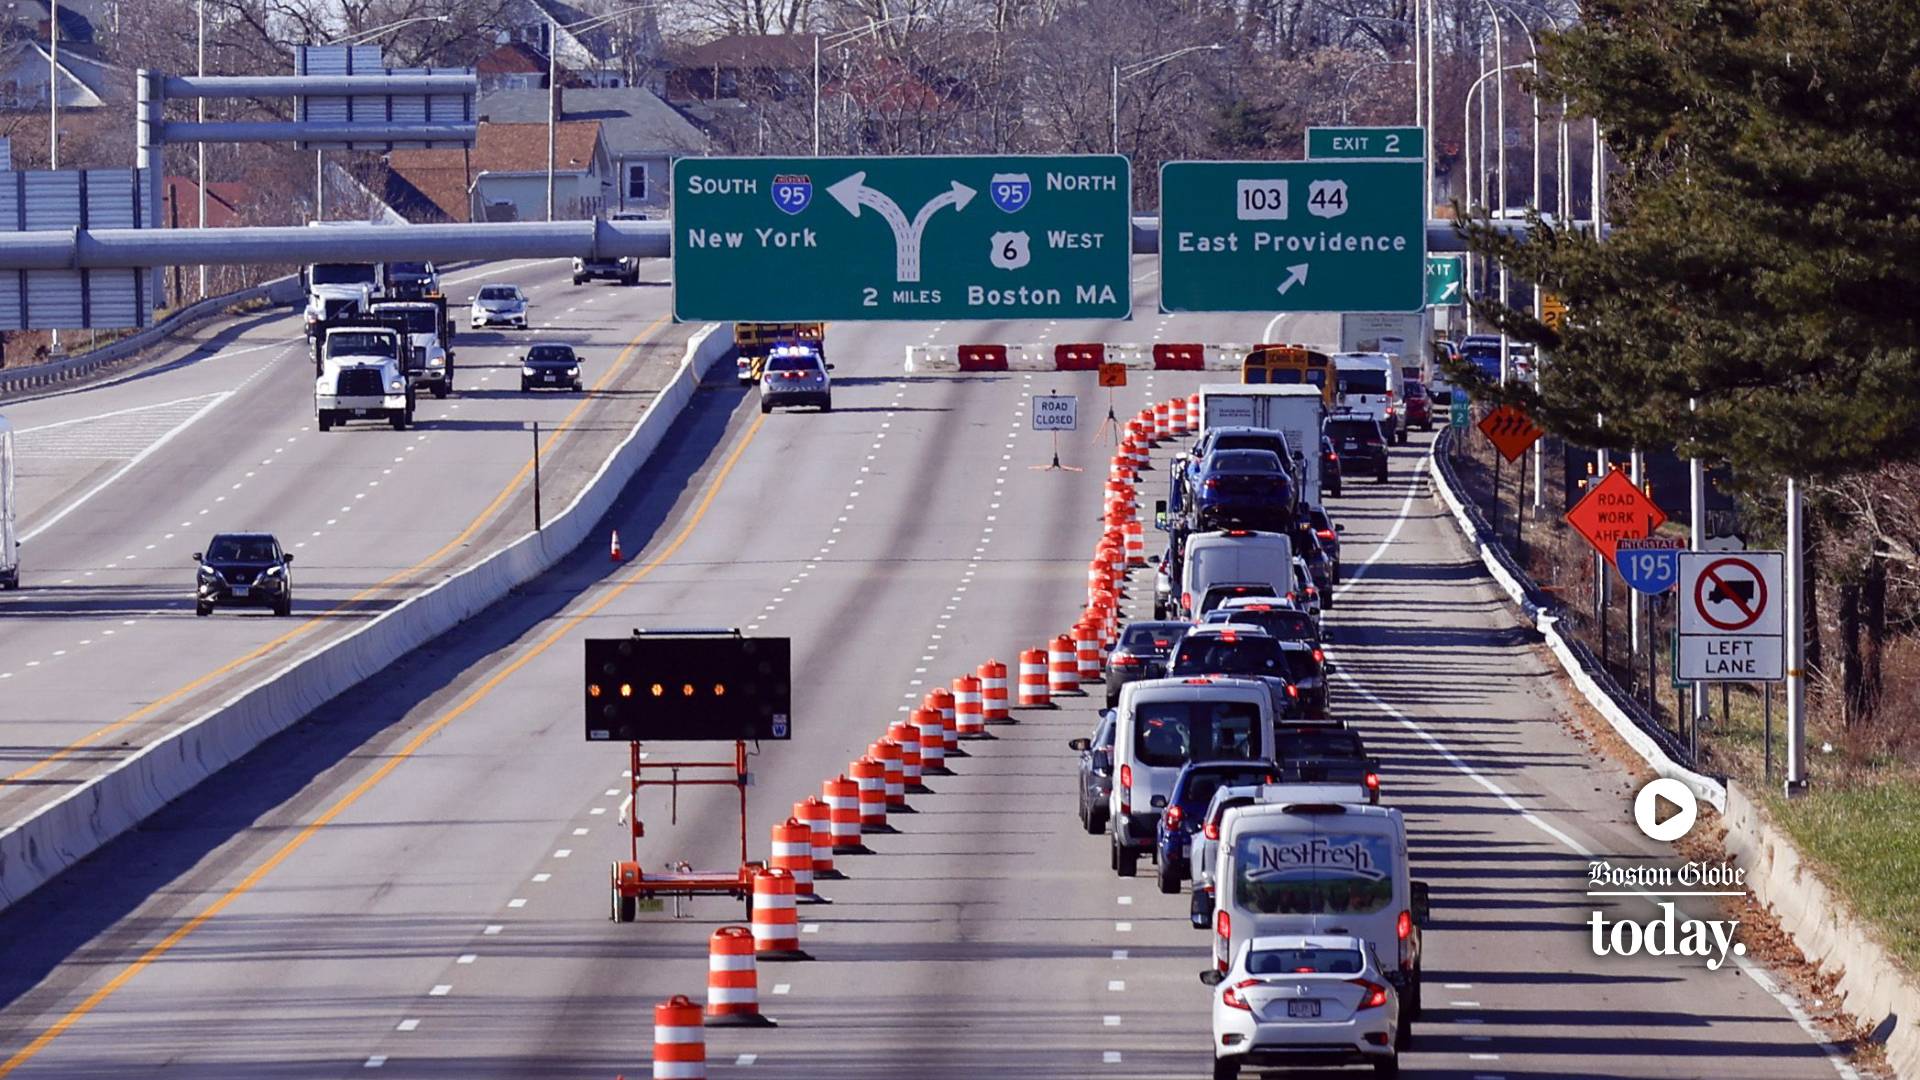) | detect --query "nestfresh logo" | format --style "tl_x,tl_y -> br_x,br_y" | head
1249,837 -> 1387,881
